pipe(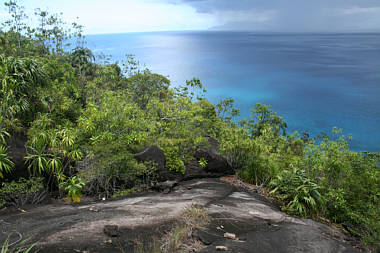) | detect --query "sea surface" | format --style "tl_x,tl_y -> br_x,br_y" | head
86,31 -> 380,152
